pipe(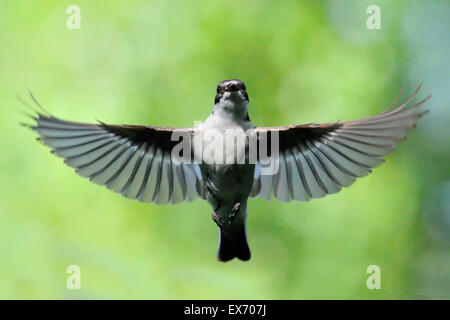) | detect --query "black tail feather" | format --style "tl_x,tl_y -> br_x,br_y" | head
217,226 -> 251,262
